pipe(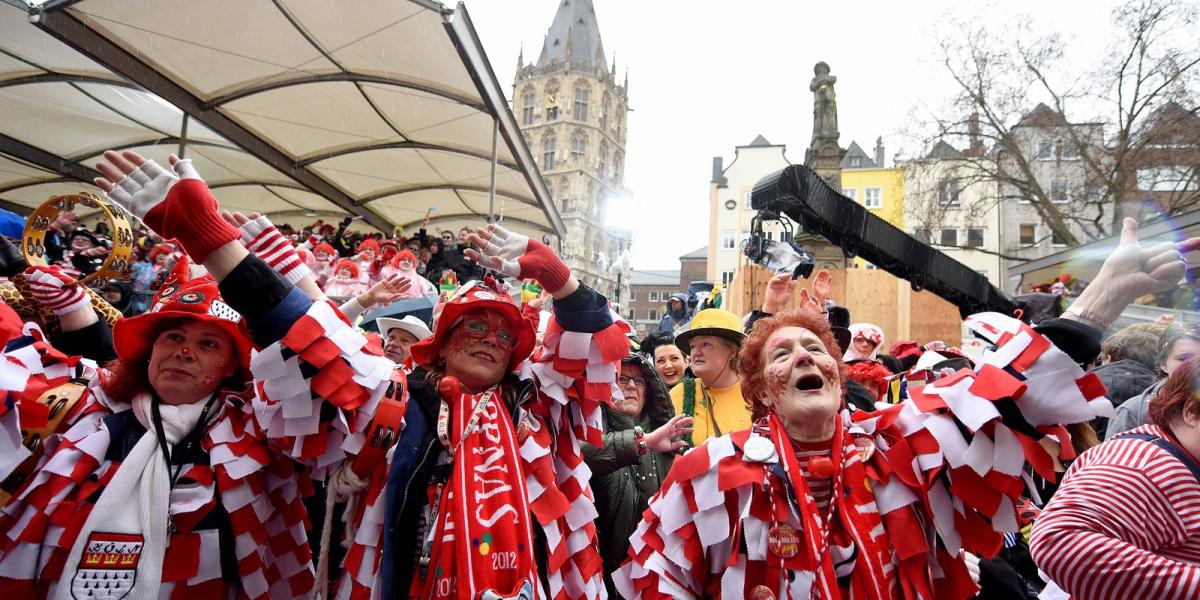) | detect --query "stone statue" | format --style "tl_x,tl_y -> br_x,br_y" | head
810,61 -> 839,142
